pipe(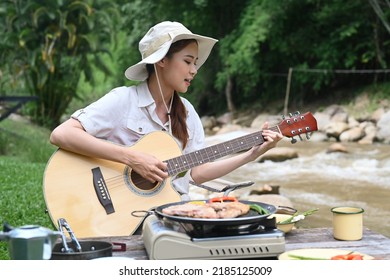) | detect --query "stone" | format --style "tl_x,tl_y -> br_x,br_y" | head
200,115 -> 217,130
249,184 -> 280,195
313,112 -> 331,133
257,147 -> 299,162
339,126 -> 365,142
326,143 -> 348,153
331,111 -> 349,123
216,112 -> 234,125
376,110 -> 390,143
325,122 -> 349,139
